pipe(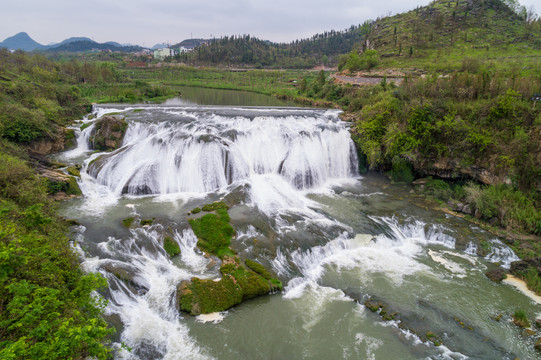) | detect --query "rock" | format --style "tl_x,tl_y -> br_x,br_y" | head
177,257 -> 280,316
474,209 -> 482,219
102,262 -> 148,295
535,319 -> 541,328
28,127 -> 65,155
485,268 -> 506,282
90,115 -> 128,151
510,260 -> 530,275
364,299 -> 381,312
462,204 -> 472,215
455,202 -> 464,212
536,338 -> 541,352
